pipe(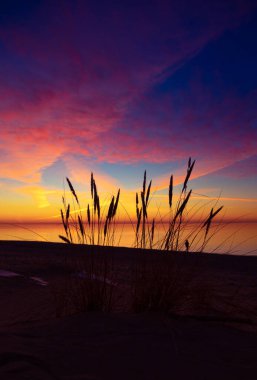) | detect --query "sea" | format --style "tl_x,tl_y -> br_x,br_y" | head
0,222 -> 256,256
